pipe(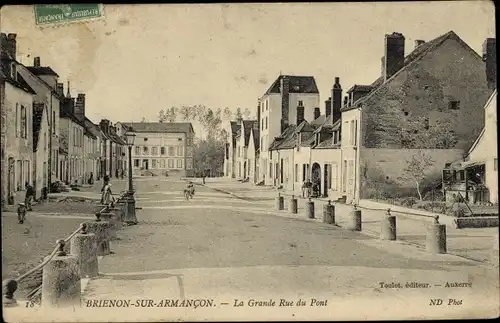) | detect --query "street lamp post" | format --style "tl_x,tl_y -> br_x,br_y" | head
124,131 -> 138,225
